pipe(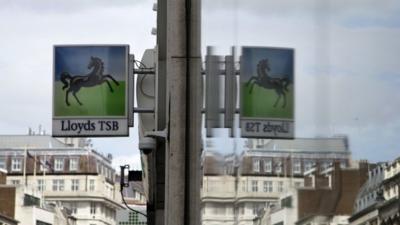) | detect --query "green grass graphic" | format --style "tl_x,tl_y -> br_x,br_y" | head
241,83 -> 294,119
54,81 -> 126,117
